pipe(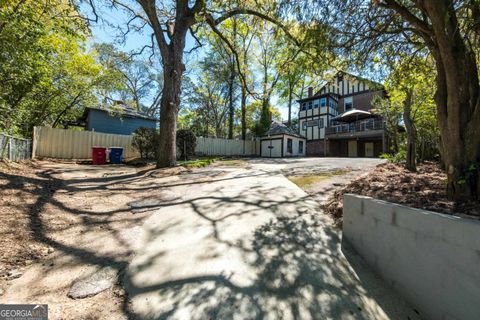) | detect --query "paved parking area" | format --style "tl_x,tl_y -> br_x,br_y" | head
125,157 -> 418,319
244,157 -> 384,173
